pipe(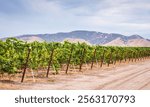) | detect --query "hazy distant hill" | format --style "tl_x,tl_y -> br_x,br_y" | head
1,30 -> 150,47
